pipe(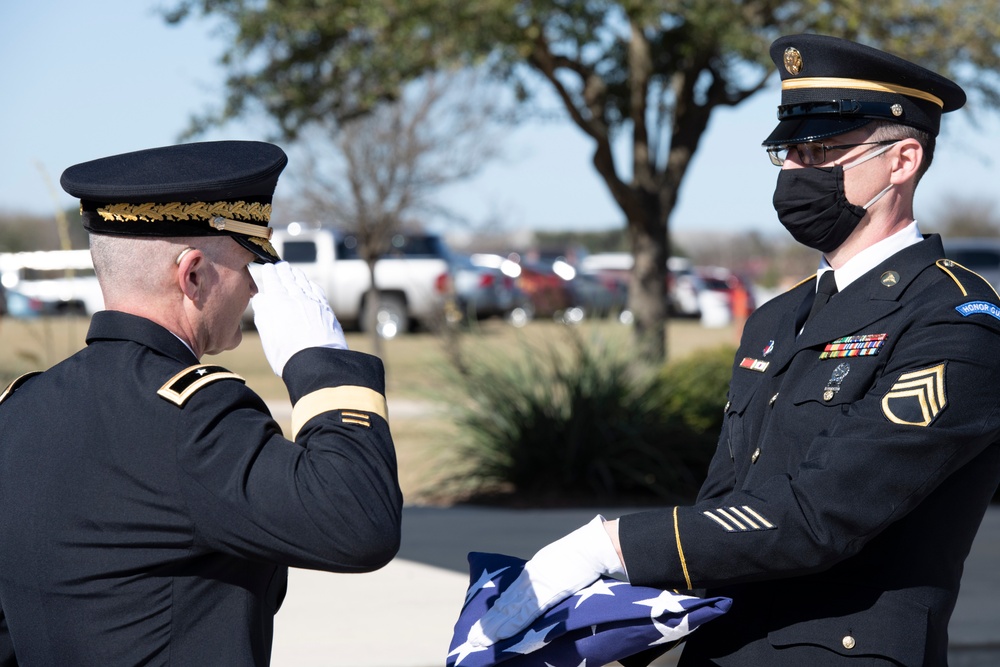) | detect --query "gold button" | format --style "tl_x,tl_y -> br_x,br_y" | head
823,389 -> 835,401
751,448 -> 761,464
942,259 -> 955,267
842,635 -> 856,650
